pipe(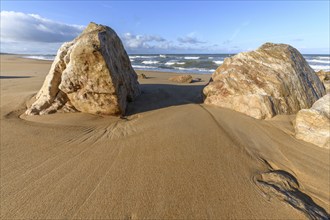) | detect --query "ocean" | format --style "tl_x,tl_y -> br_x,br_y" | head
22,53 -> 330,74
